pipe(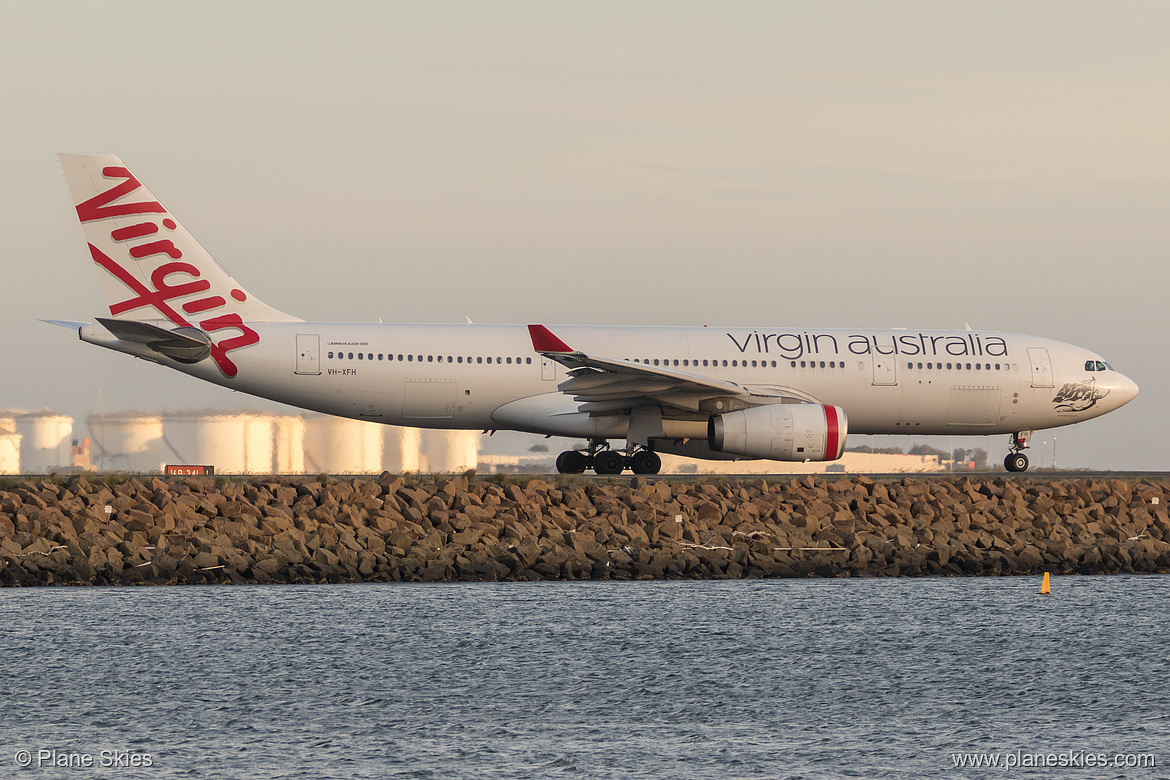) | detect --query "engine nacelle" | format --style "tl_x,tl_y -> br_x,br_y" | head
707,404 -> 847,461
